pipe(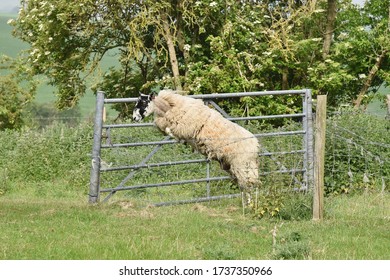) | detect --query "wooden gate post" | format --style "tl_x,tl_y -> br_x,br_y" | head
313,95 -> 327,220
